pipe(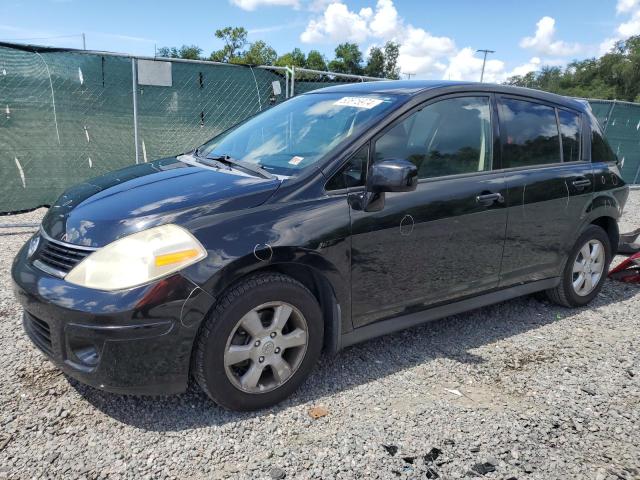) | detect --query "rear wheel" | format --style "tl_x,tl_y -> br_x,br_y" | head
193,273 -> 323,411
546,225 -> 611,307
